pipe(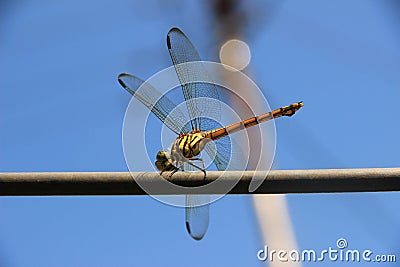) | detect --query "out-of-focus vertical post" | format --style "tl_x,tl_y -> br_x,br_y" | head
209,1 -> 301,266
